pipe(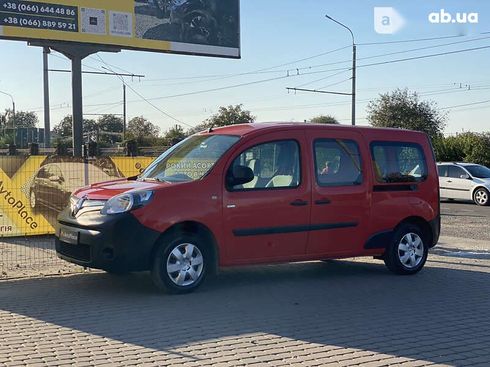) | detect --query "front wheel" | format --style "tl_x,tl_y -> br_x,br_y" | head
384,224 -> 428,275
151,233 -> 208,294
473,188 -> 489,206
